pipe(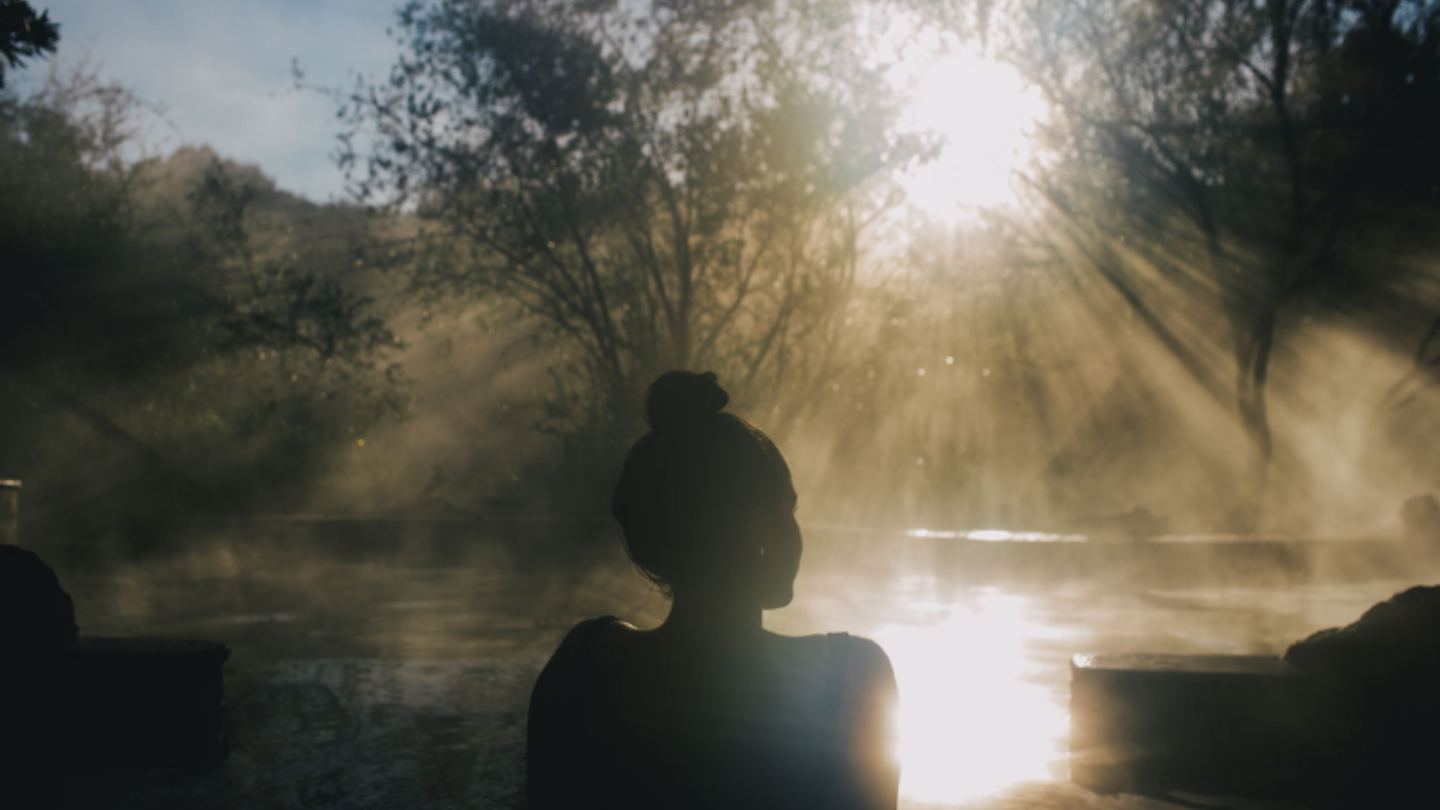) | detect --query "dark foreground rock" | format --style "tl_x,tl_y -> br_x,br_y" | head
1070,654 -> 1316,800
2,547 -> 230,807
1285,584 -> 1440,677
1283,585 -> 1440,807
1,545 -> 79,807
0,544 -> 78,648
1071,586 -> 1440,808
